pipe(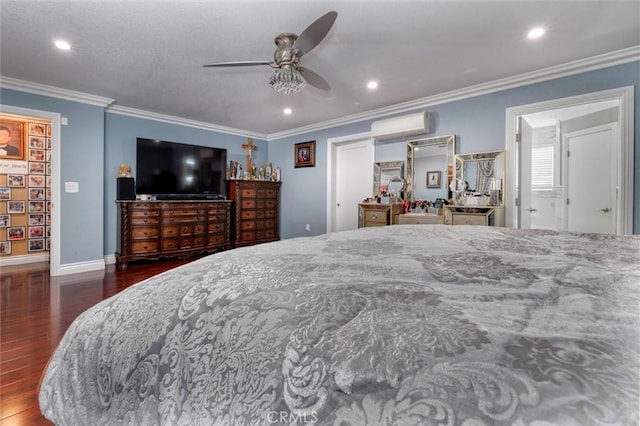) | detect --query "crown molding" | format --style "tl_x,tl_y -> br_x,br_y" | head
267,46 -> 640,140
1,46 -> 637,141
0,76 -> 115,107
106,105 -> 267,140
